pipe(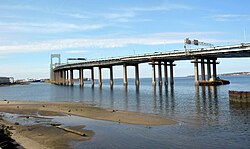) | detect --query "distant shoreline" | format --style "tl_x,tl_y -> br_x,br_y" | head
187,72 -> 250,77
